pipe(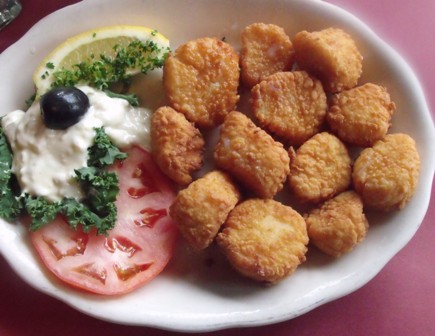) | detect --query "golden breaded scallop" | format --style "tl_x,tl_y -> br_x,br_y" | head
251,71 -> 327,146
170,171 -> 240,250
214,111 -> 290,199
217,199 -> 308,283
327,83 -> 396,147
163,37 -> 240,128
151,106 -> 205,186
289,132 -> 352,203
240,23 -> 295,87
293,28 -> 363,93
305,191 -> 369,257
353,133 -> 420,211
